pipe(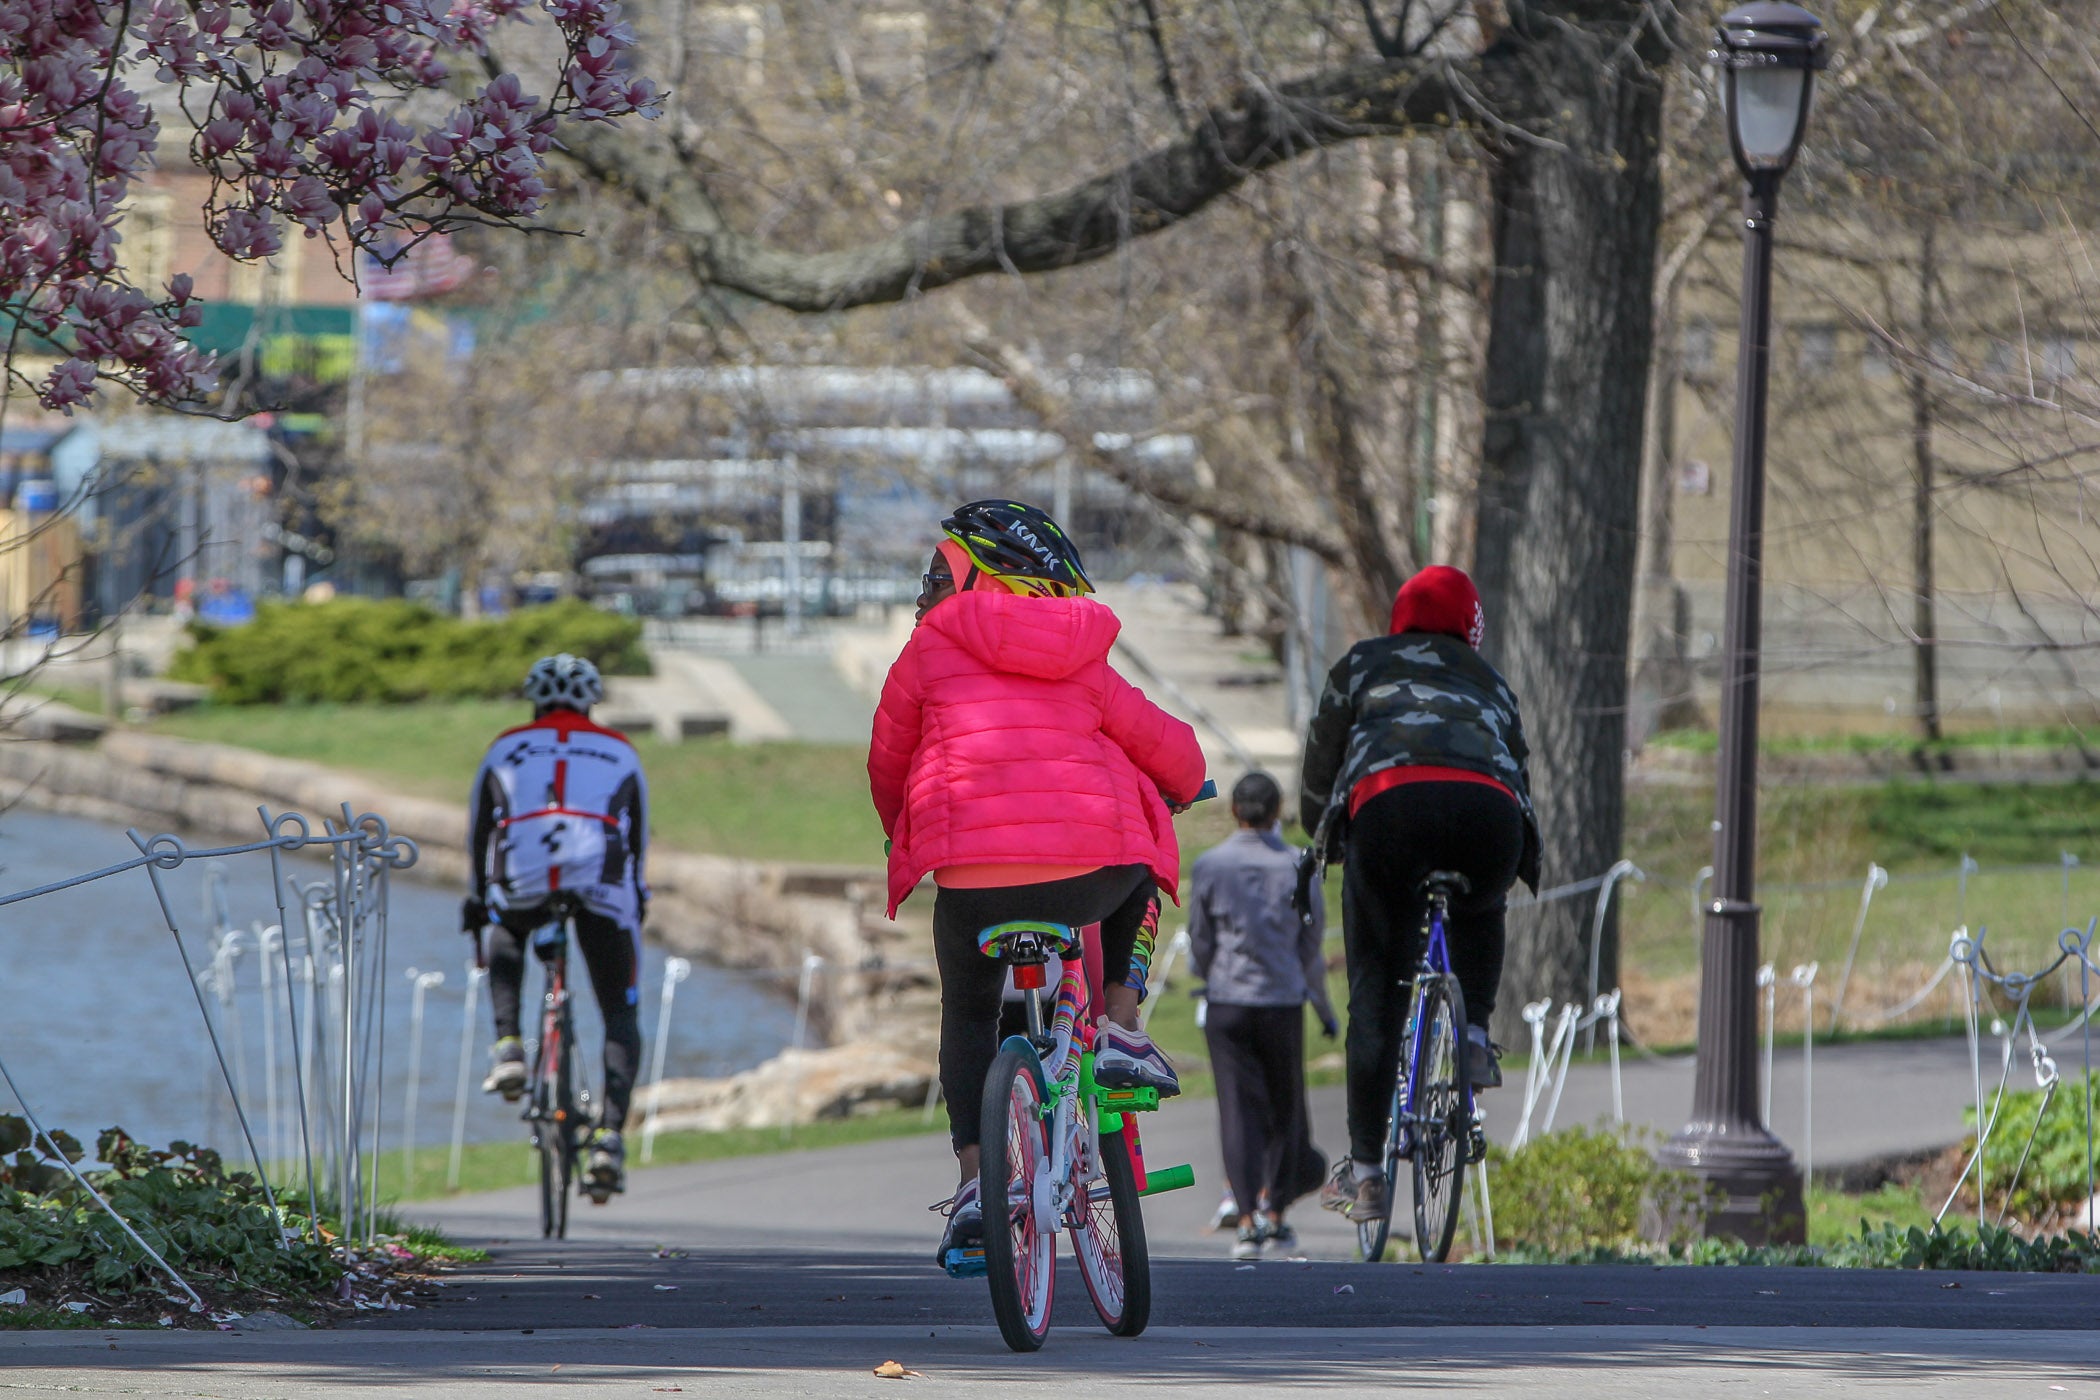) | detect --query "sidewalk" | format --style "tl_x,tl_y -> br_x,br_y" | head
412,1035 -> 1980,1263
8,1321 -> 2091,1397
